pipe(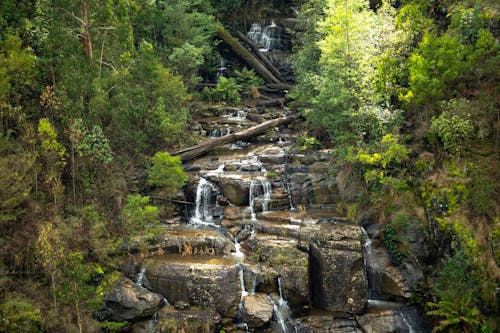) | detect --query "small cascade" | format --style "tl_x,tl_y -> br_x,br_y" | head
269,276 -> 292,333
361,227 -> 386,300
233,237 -> 249,332
247,20 -> 283,52
223,109 -> 247,121
190,178 -> 220,227
216,58 -> 227,81
136,267 -> 146,287
248,178 -> 273,220
208,127 -> 231,138
283,151 -> 295,211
